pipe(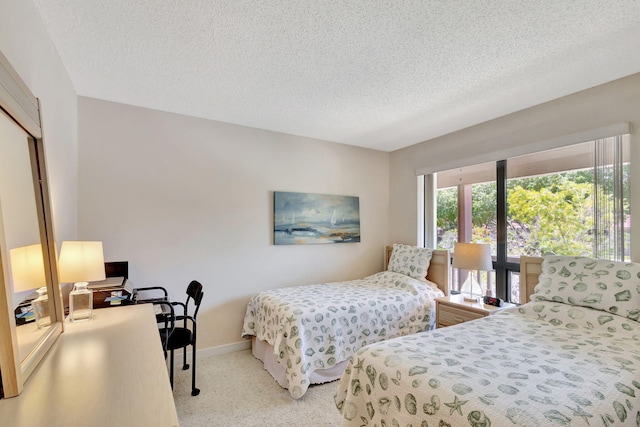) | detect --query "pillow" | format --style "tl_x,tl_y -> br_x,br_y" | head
531,255 -> 640,322
387,244 -> 432,280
